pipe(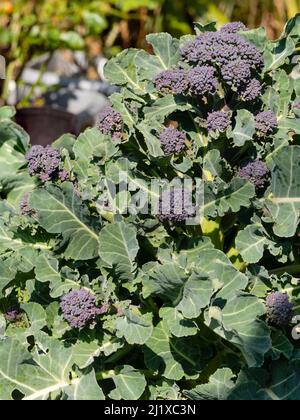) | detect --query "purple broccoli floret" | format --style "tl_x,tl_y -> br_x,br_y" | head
207,111 -> 231,133
266,292 -> 293,327
96,106 -> 123,140
237,79 -> 262,101
154,69 -> 188,95
20,193 -> 32,216
158,187 -> 195,223
221,60 -> 251,88
60,289 -> 101,329
187,65 -> 217,96
255,110 -> 278,136
58,170 -> 69,182
180,31 -> 263,70
5,307 -> 22,323
237,160 -> 269,188
293,100 -> 300,110
26,145 -> 61,182
220,22 -> 248,34
159,127 -> 186,155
